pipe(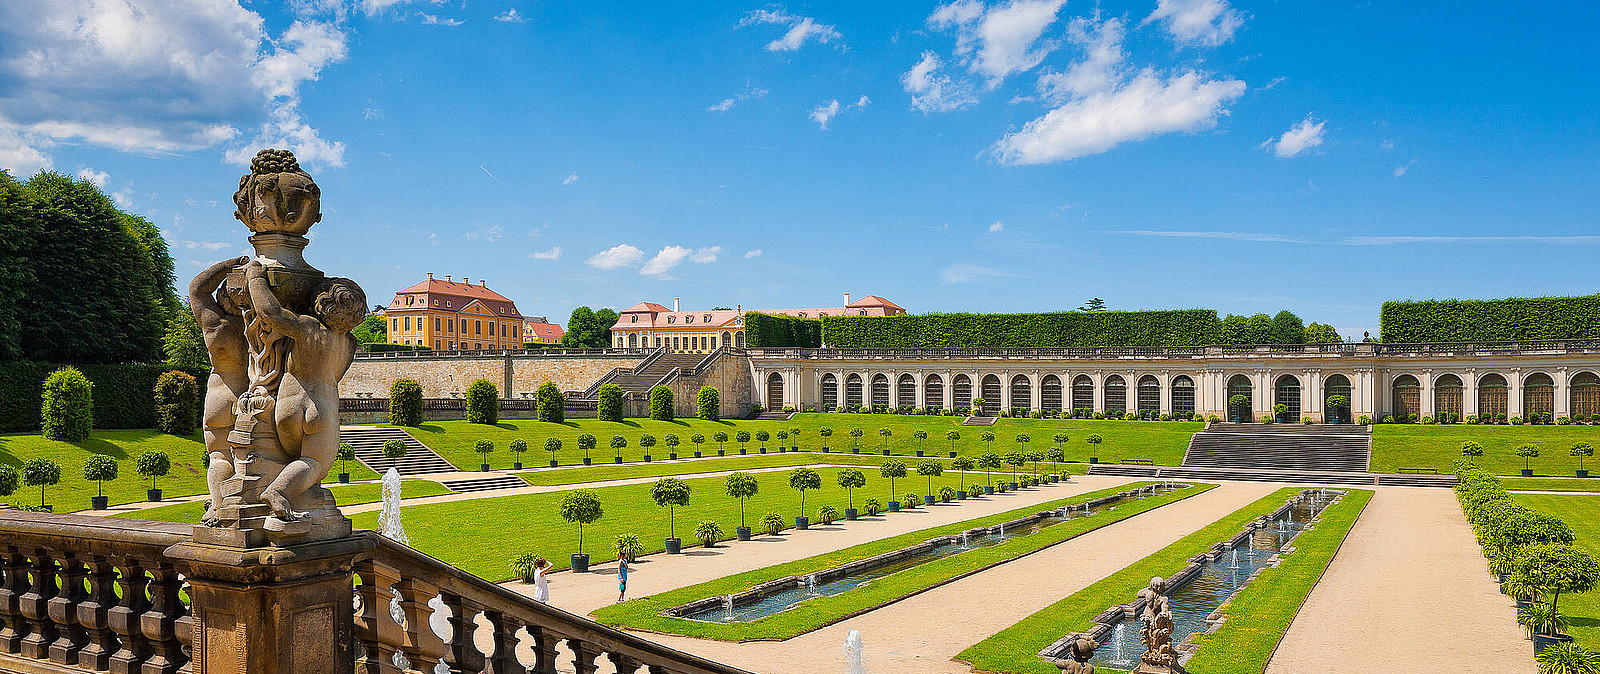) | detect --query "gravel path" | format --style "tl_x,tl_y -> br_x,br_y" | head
1264,487 -> 1536,674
